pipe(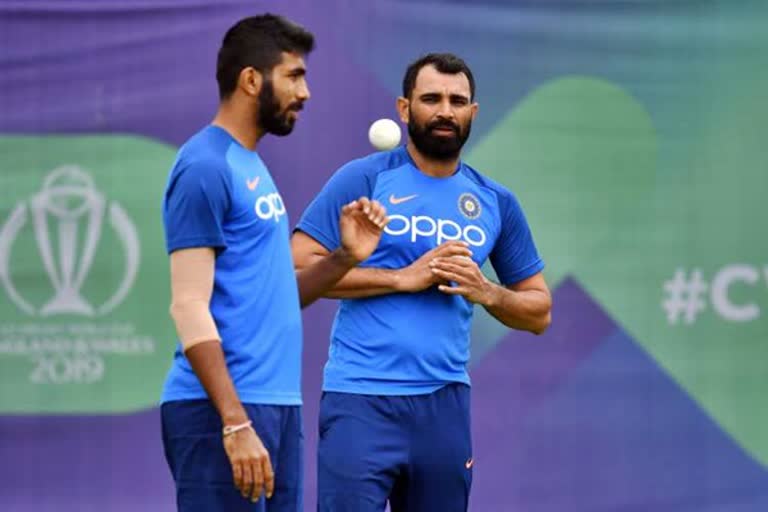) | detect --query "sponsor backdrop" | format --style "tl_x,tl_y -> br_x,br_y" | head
1,1 -> 766,510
